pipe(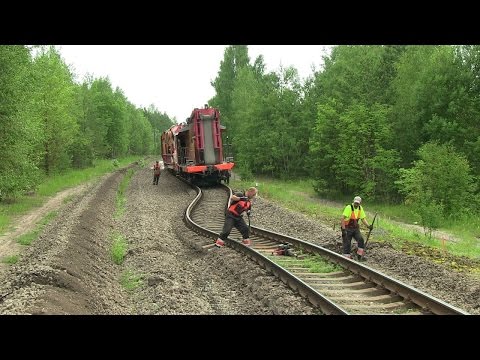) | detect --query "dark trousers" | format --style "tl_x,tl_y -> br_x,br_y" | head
343,227 -> 365,254
219,213 -> 249,240
153,174 -> 160,185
